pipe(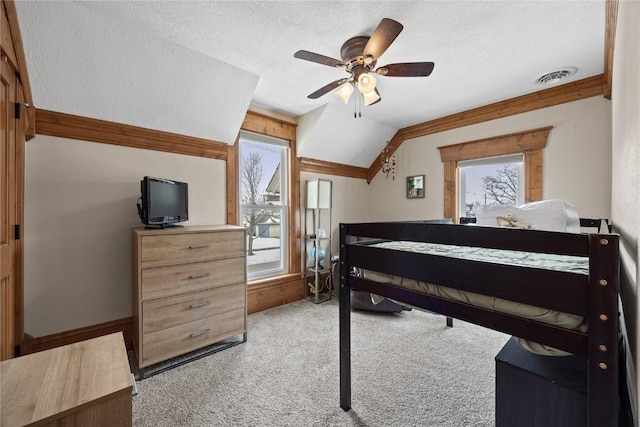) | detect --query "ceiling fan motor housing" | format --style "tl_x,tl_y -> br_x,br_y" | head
341,36 -> 376,75
294,18 -> 433,101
